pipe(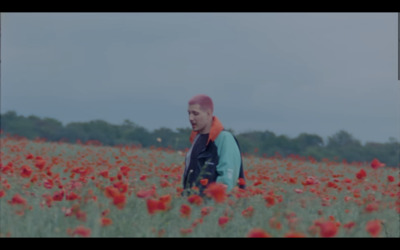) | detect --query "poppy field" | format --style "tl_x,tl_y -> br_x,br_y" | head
0,135 -> 399,237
